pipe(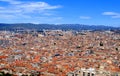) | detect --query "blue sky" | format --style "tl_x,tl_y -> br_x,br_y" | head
0,0 -> 120,27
